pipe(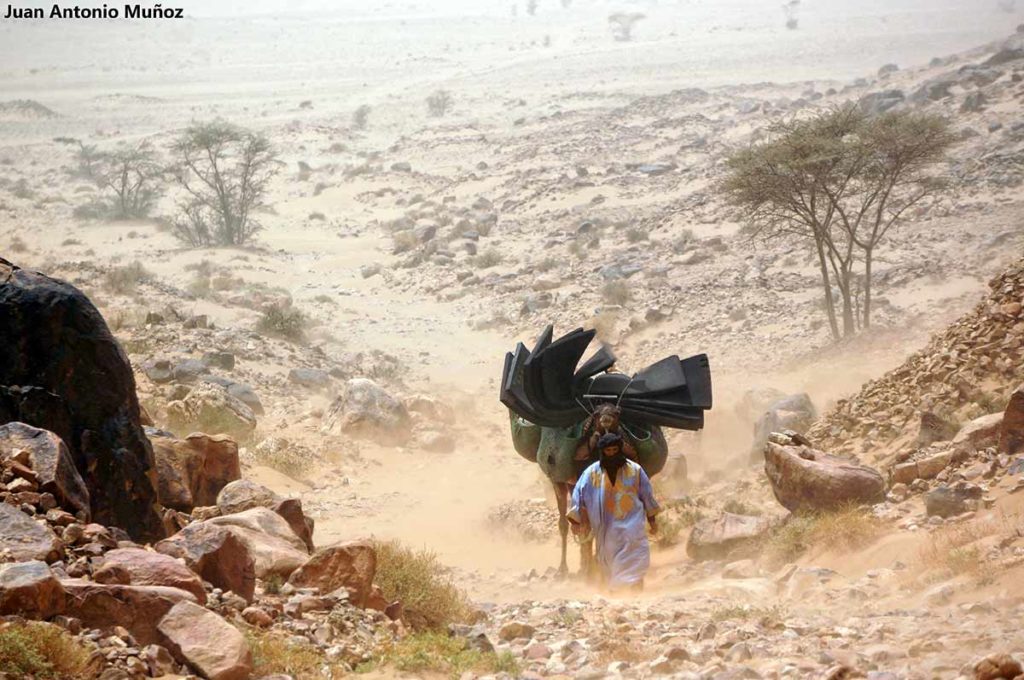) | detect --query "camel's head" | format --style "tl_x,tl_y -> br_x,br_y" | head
593,403 -> 622,434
